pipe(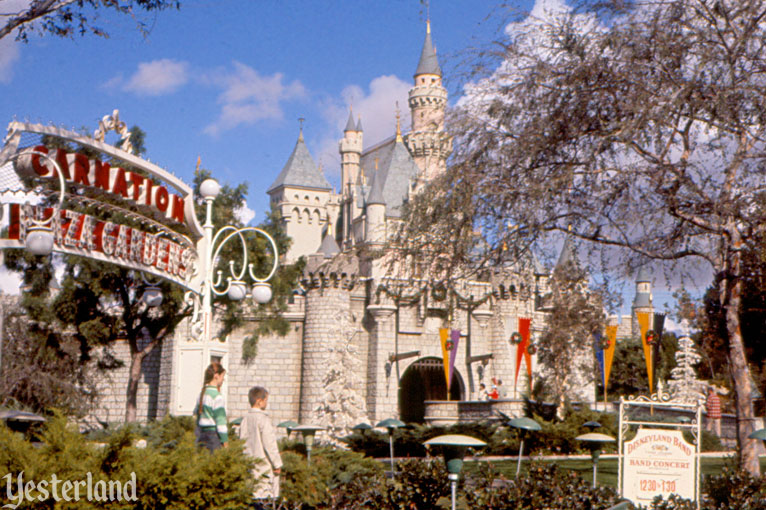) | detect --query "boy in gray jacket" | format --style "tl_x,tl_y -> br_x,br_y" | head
240,386 -> 283,501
